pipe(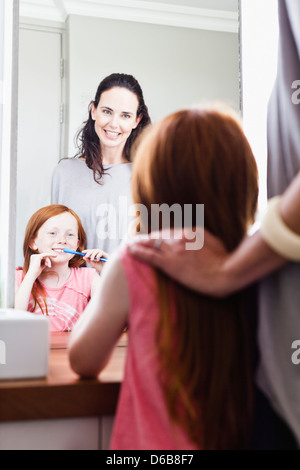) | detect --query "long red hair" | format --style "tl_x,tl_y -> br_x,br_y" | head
21,204 -> 86,314
131,106 -> 258,449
